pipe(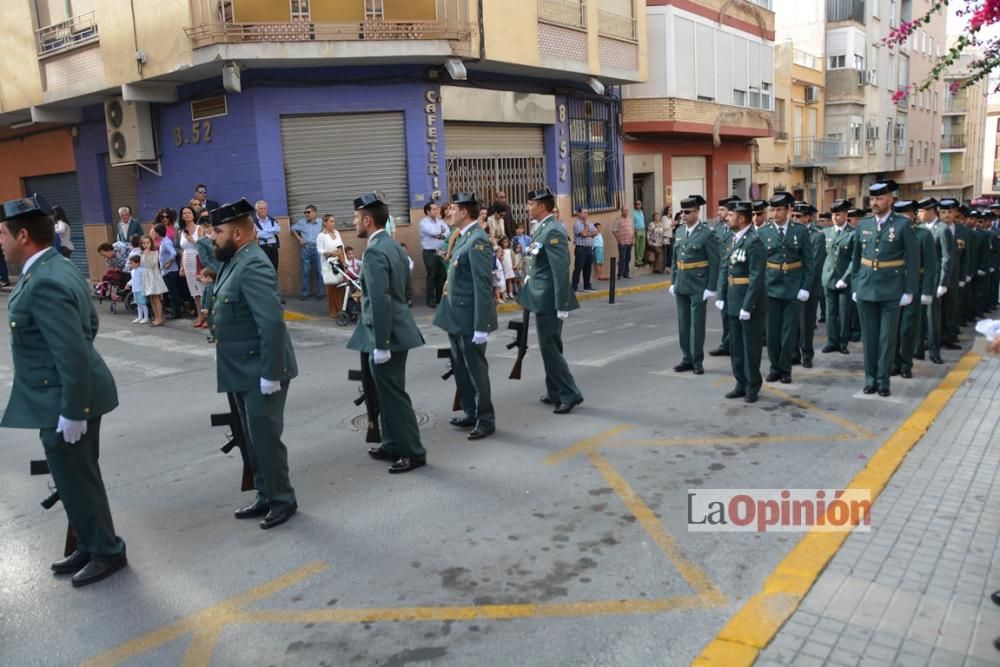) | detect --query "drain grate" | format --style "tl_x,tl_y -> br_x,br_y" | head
349,410 -> 431,431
